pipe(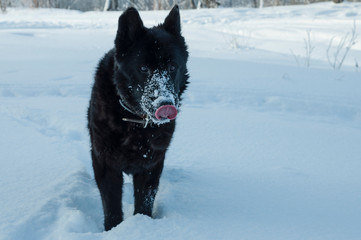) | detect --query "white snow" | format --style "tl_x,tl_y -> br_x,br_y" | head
1,2 -> 361,240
